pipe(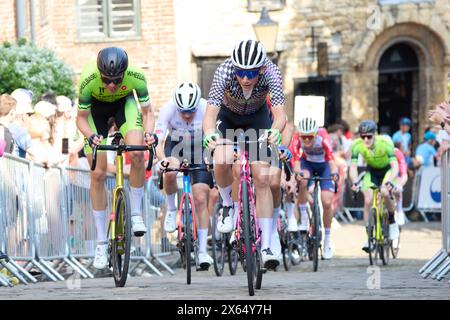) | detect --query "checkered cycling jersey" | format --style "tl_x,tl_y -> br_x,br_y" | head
207,58 -> 285,115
